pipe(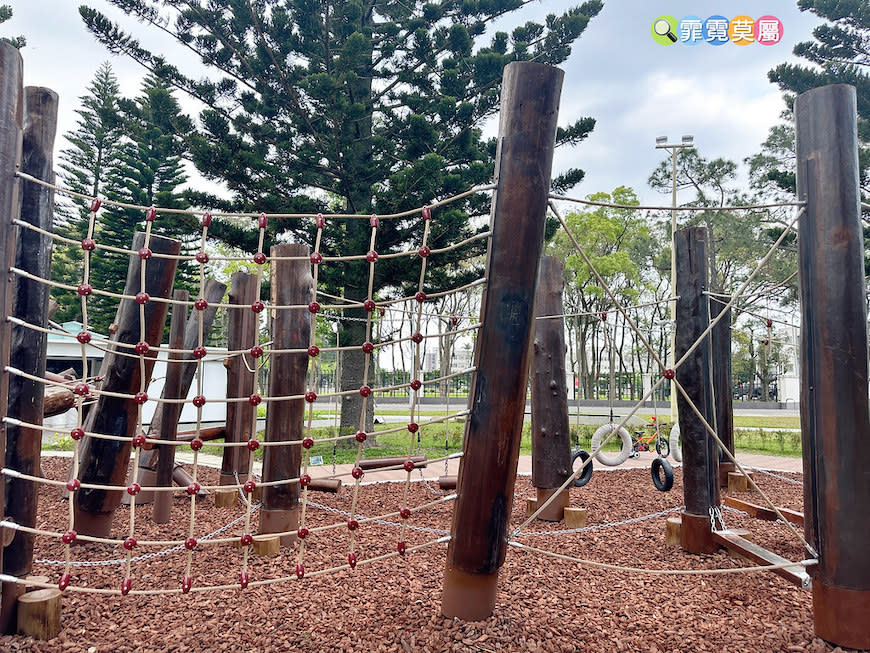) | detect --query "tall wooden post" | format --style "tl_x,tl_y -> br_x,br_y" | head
442,61 -> 563,620
530,256 -> 571,521
4,86 -> 57,580
710,294 -> 734,485
0,42 -> 24,636
73,232 -> 180,538
220,271 -> 259,487
151,289 -> 188,523
795,83 -> 870,650
259,244 -> 312,544
674,226 -> 719,554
